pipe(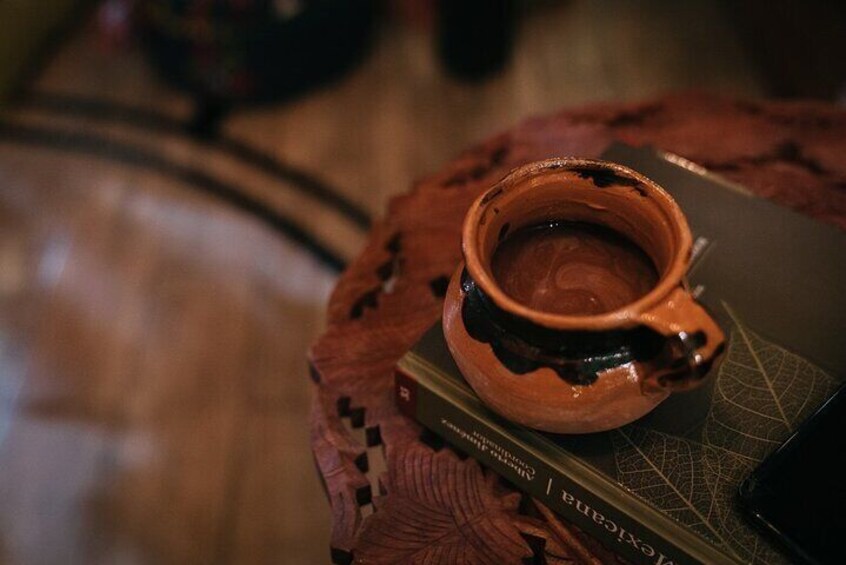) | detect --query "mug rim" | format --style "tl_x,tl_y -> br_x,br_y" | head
462,157 -> 693,331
